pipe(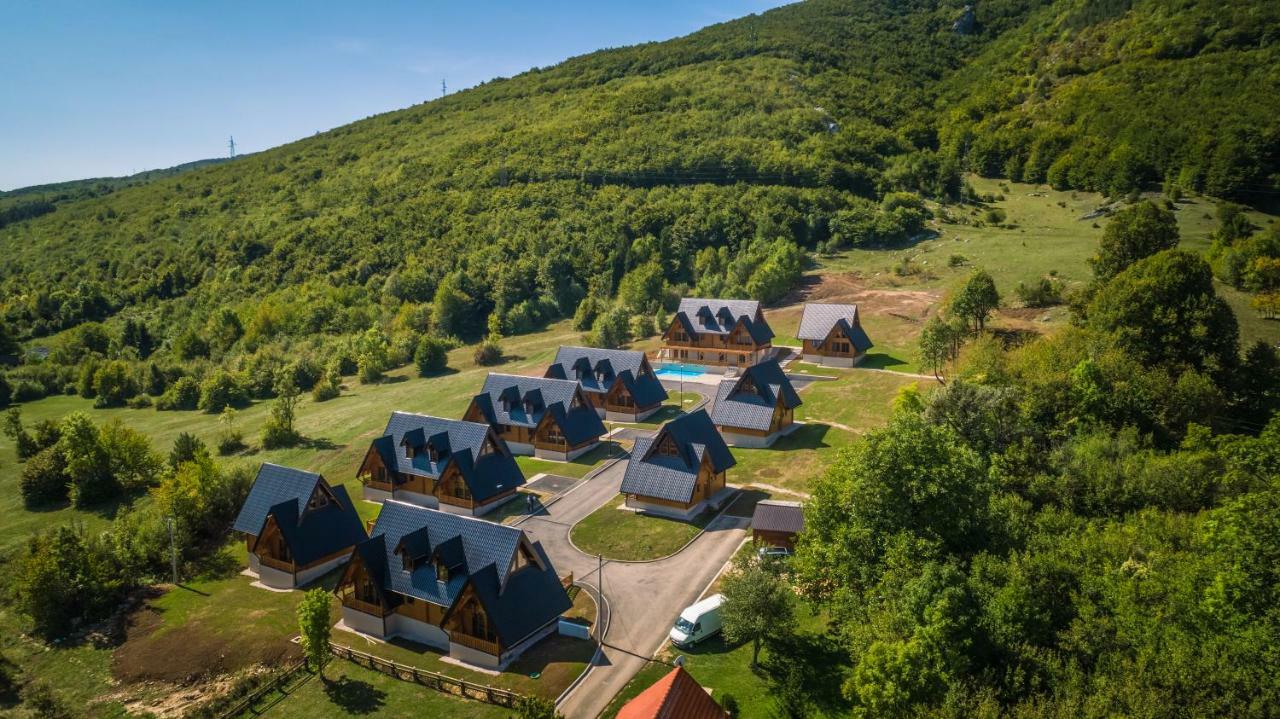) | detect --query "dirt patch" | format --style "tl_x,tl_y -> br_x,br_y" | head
777,272 -> 939,319
106,668 -> 268,719
112,598 -> 299,685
